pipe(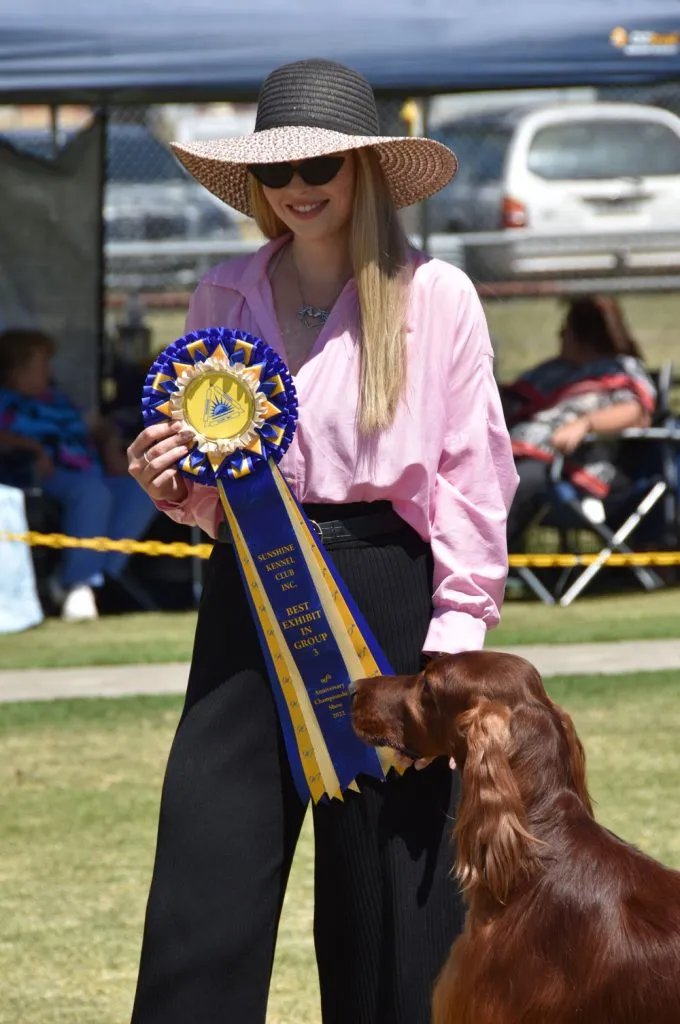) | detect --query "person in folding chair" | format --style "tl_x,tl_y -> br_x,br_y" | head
502,295 -> 656,559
